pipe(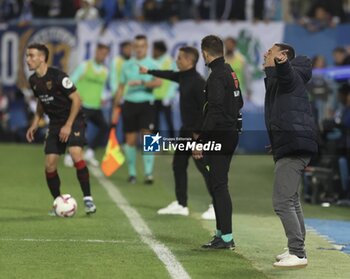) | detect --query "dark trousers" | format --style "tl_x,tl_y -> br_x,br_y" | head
206,131 -> 238,235
154,100 -> 175,138
172,129 -> 211,206
83,107 -> 109,150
